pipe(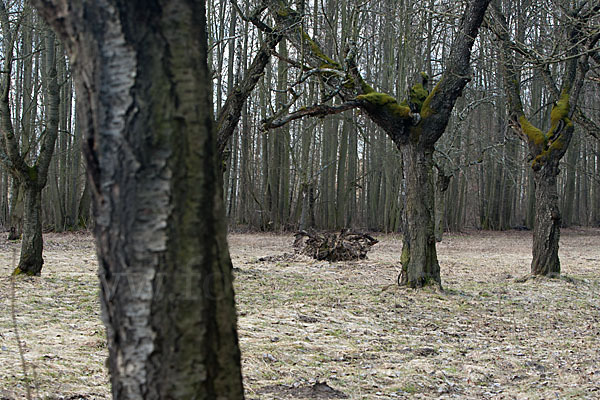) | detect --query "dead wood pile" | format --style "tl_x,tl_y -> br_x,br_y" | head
293,229 -> 378,262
